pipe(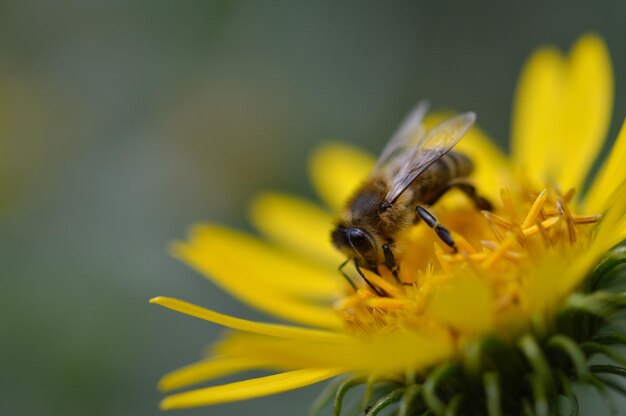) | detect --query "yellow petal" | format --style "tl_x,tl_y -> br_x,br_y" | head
585,118 -> 626,213
160,368 -> 341,409
525,250 -> 571,314
511,46 -> 564,186
159,357 -> 271,392
171,224 -> 342,328
424,113 -> 513,204
215,329 -> 453,375
426,275 -> 494,334
249,192 -> 343,266
150,297 -> 348,342
588,179 -> 626,254
511,34 -> 613,191
556,34 -> 613,190
309,142 -> 375,211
